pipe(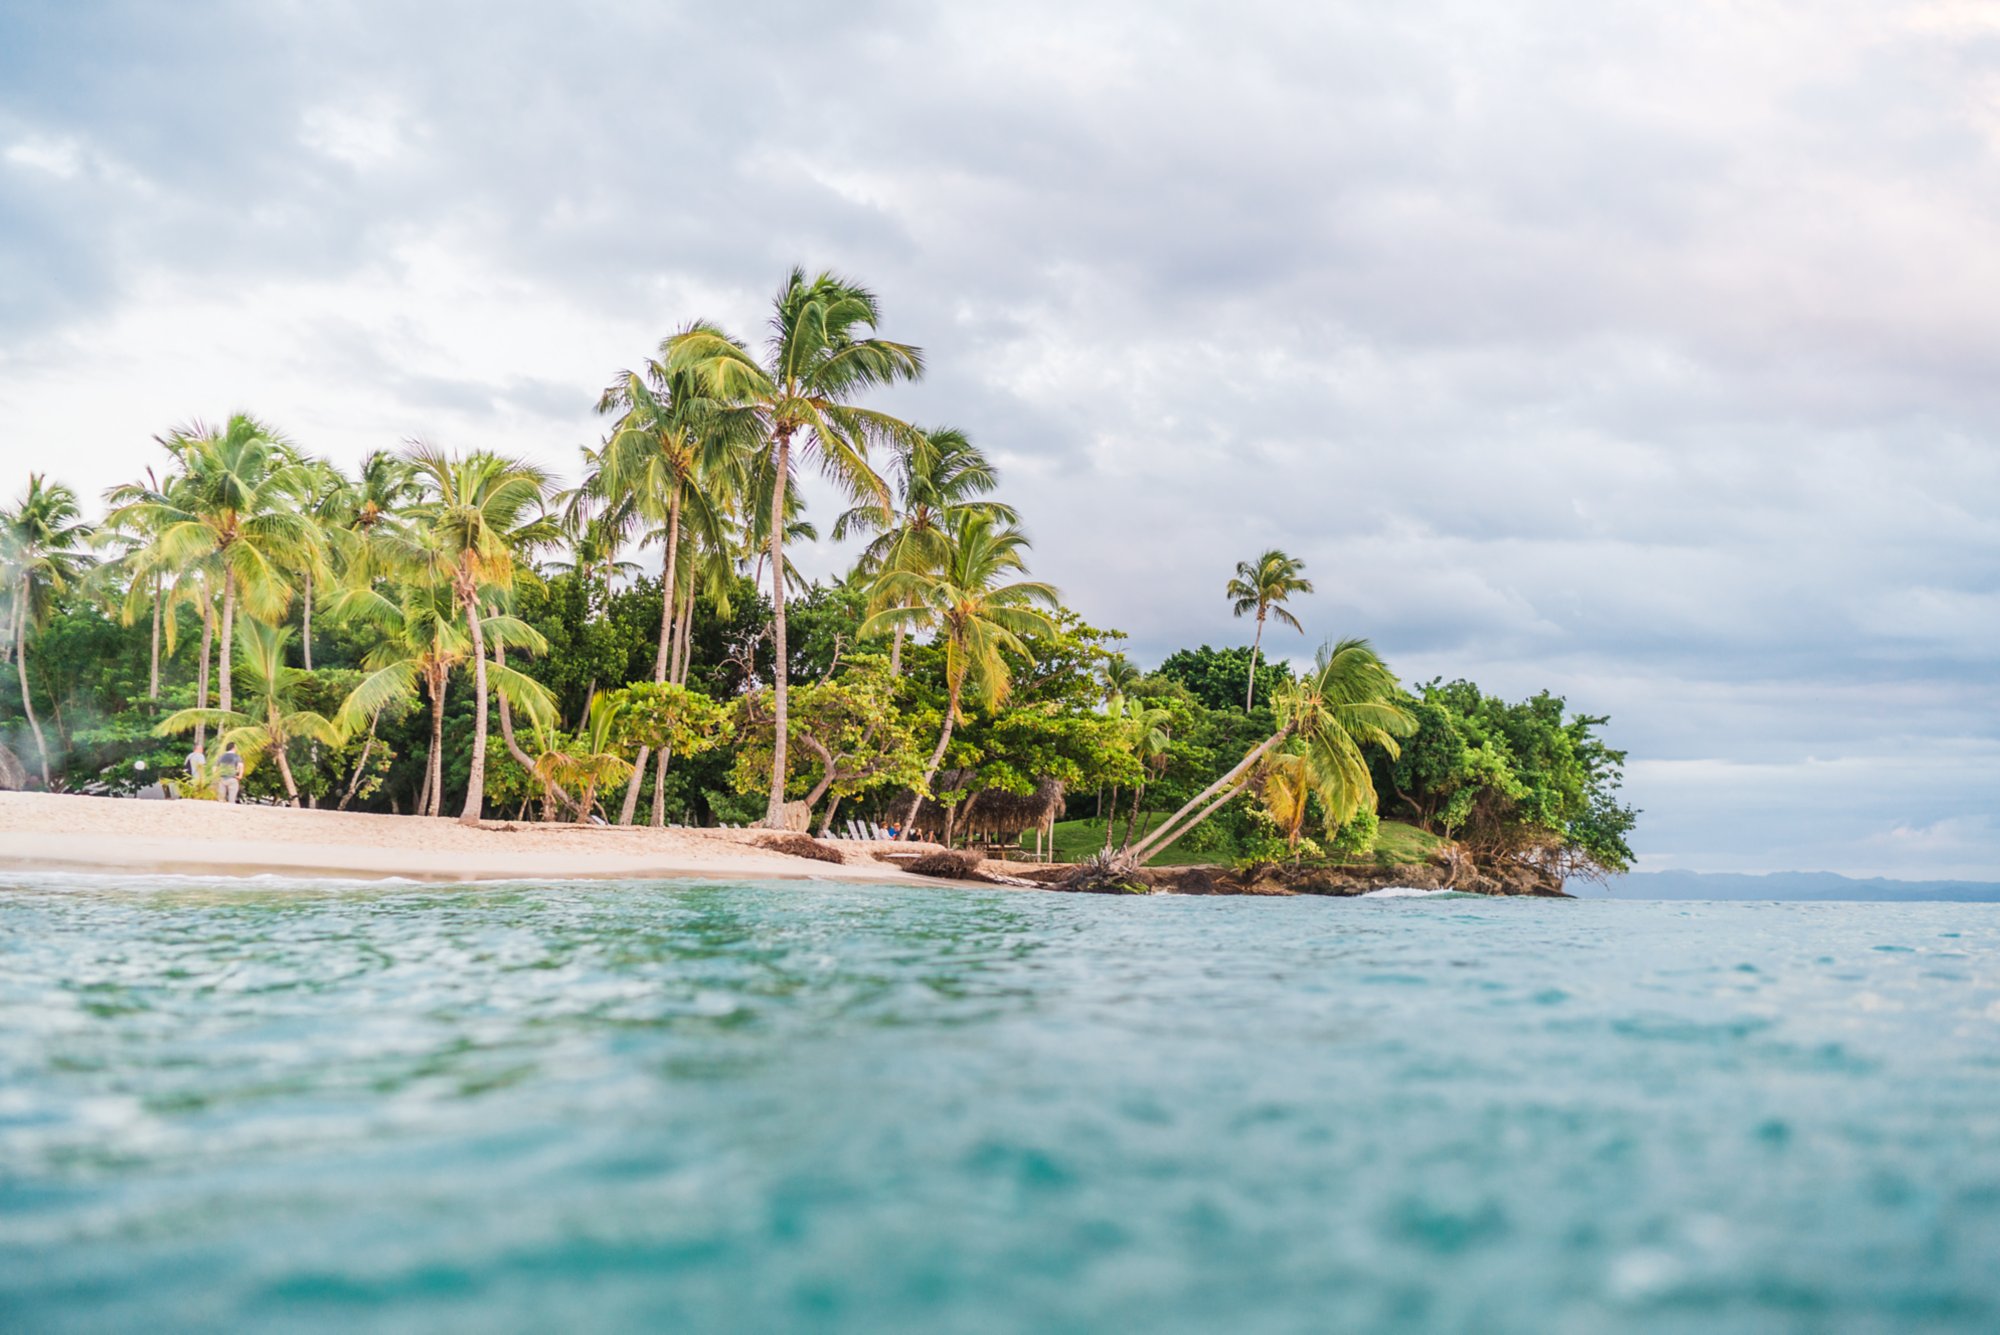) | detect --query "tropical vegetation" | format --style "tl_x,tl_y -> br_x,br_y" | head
0,267 -> 1638,886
